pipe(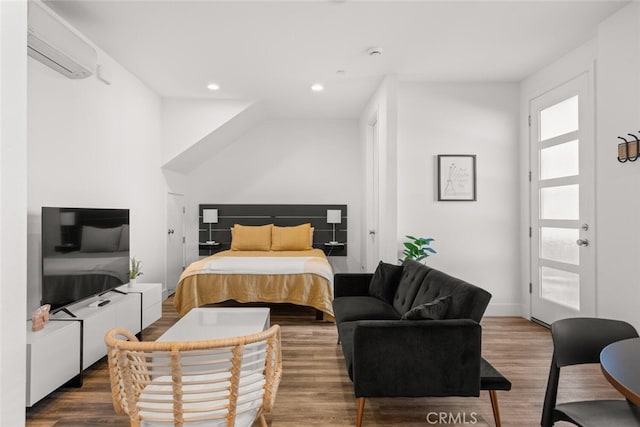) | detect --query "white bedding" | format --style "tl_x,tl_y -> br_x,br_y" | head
202,256 -> 334,283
